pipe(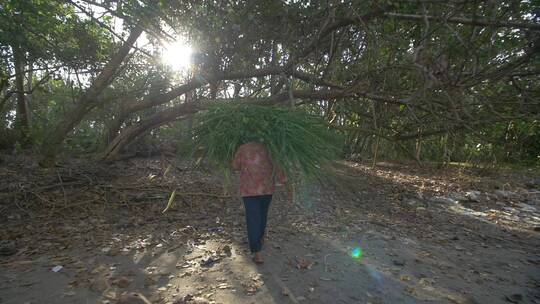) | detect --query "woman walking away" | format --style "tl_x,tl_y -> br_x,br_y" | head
232,141 -> 292,264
